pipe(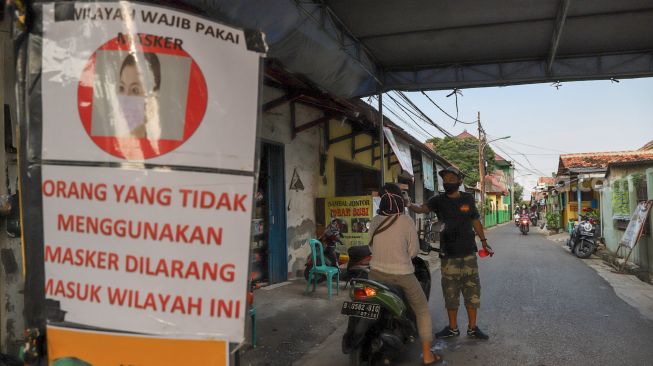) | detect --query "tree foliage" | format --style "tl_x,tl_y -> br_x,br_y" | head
428,136 -> 496,187
513,182 -> 525,203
